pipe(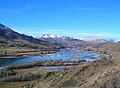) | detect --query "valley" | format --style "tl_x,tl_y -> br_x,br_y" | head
0,23 -> 120,88
0,0 -> 120,88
